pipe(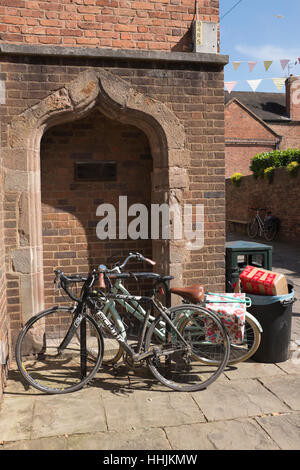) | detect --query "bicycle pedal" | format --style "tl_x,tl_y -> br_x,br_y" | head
112,360 -> 126,371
